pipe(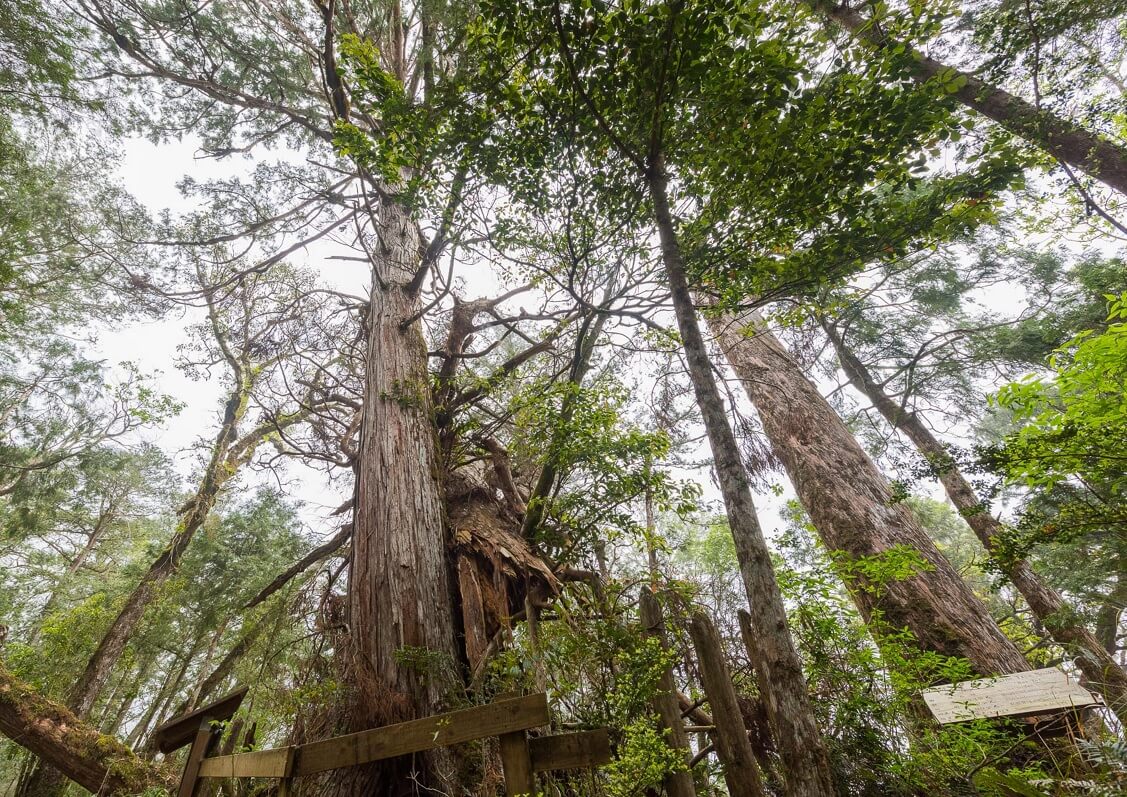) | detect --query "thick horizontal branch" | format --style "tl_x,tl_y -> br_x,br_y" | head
0,659 -> 170,795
